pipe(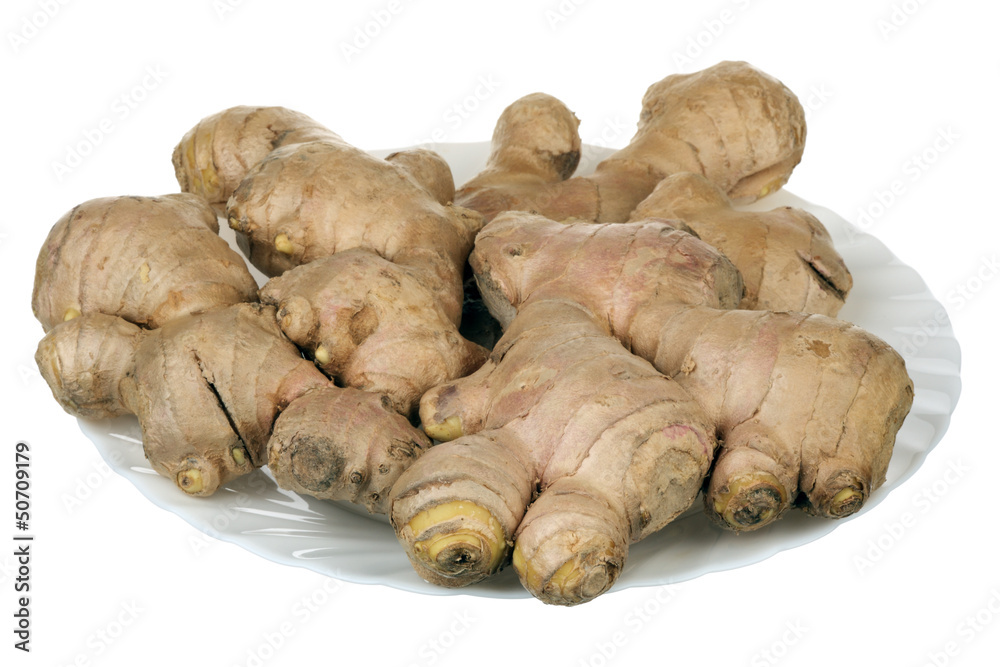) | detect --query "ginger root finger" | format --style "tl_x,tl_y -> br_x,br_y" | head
227,139 -> 482,293
629,304 -> 914,531
32,194 -> 258,332
456,61 -> 806,223
268,386 -> 430,514
512,478 -> 628,606
172,105 -> 339,209
390,432 -> 534,587
629,171 -> 852,317
125,303 -> 331,496
468,211 -> 744,332
385,147 -> 457,206
35,313 -> 144,419
454,92 -> 593,222
259,248 -> 488,418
